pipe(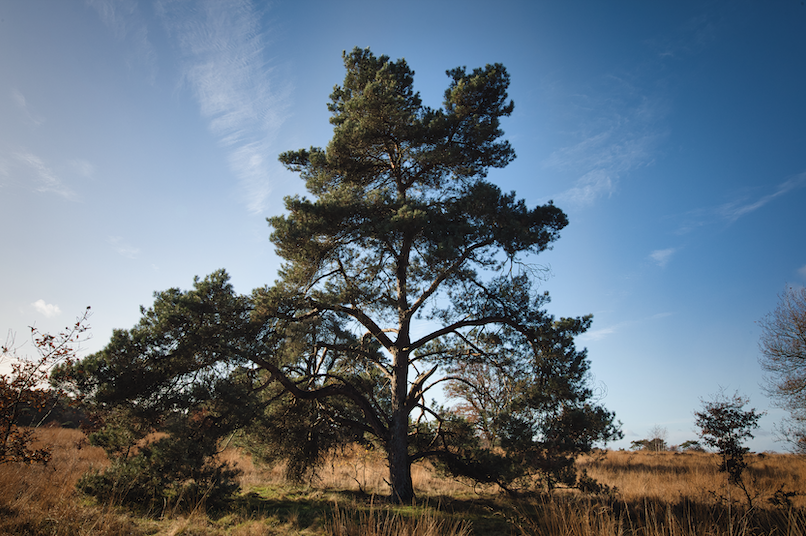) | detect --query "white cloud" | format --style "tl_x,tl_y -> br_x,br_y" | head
718,173 -> 806,223
556,169 -> 613,207
158,0 -> 291,214
798,264 -> 806,280
14,151 -> 76,199
87,0 -> 136,39
87,0 -> 158,84
108,236 -> 140,259
32,299 -> 61,318
650,248 -> 677,268
11,89 -> 25,108
2,151 -> 92,197
581,325 -> 618,342
546,83 -> 665,208
11,88 -> 45,127
69,159 -> 95,178
544,130 -> 614,172
674,172 -> 806,234
580,312 -> 674,342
